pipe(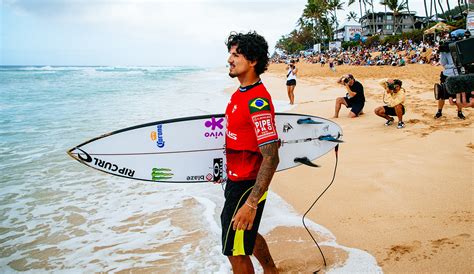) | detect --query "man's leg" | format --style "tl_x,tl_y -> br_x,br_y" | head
435,99 -> 444,118
348,111 -> 357,118
454,97 -> 466,119
374,106 -> 391,120
253,233 -> 278,273
333,97 -> 347,118
228,255 -> 254,274
394,104 -> 404,122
